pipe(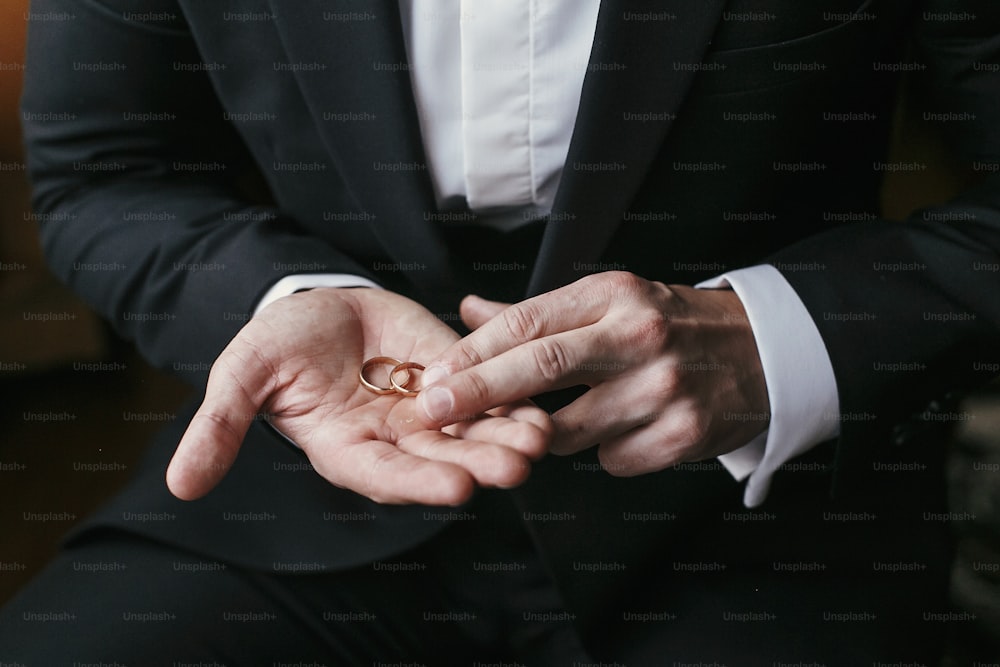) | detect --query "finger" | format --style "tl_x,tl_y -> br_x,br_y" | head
326,439 -> 477,506
444,404 -> 552,460
166,344 -> 278,500
396,431 -> 533,488
487,400 -> 556,452
424,275 -> 616,383
418,326 -> 609,425
548,382 -> 662,456
295,402 -> 477,506
597,403 -> 707,476
459,294 -> 510,330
